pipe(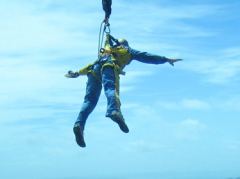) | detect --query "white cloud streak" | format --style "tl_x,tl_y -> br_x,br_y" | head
157,98 -> 211,110
0,1 -> 240,178
179,46 -> 240,84
175,118 -> 207,140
